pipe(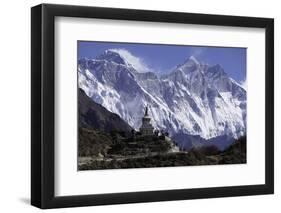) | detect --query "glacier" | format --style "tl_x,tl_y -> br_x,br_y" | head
78,49 -> 246,148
